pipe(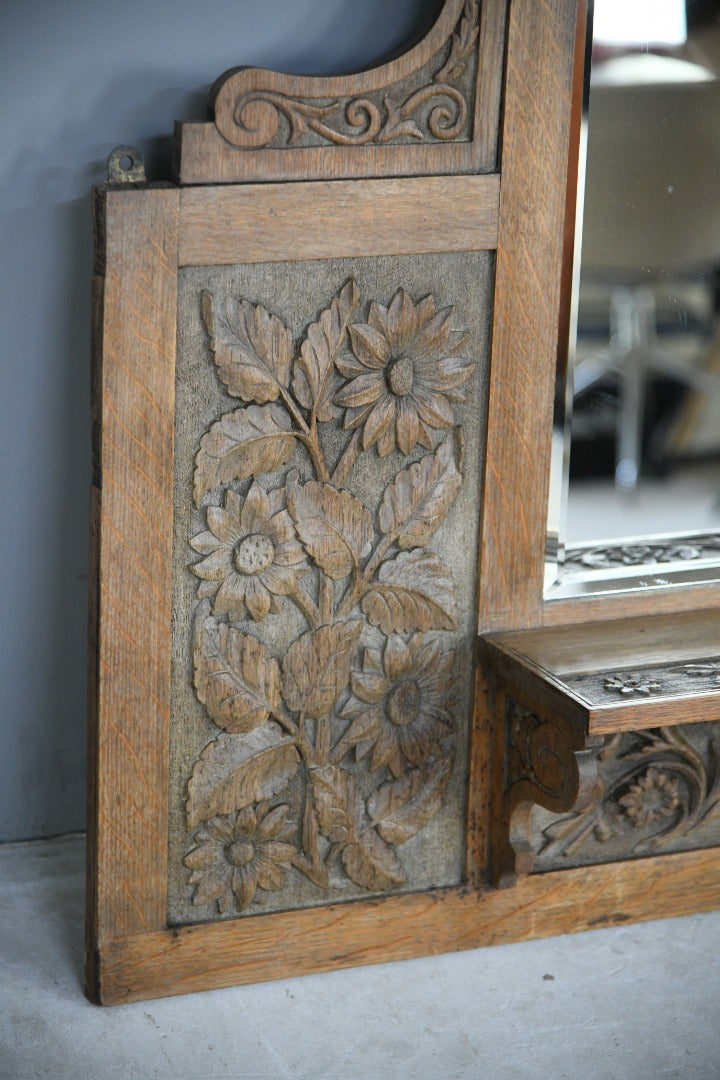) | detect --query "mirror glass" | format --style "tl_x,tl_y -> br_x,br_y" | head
547,0 -> 720,597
